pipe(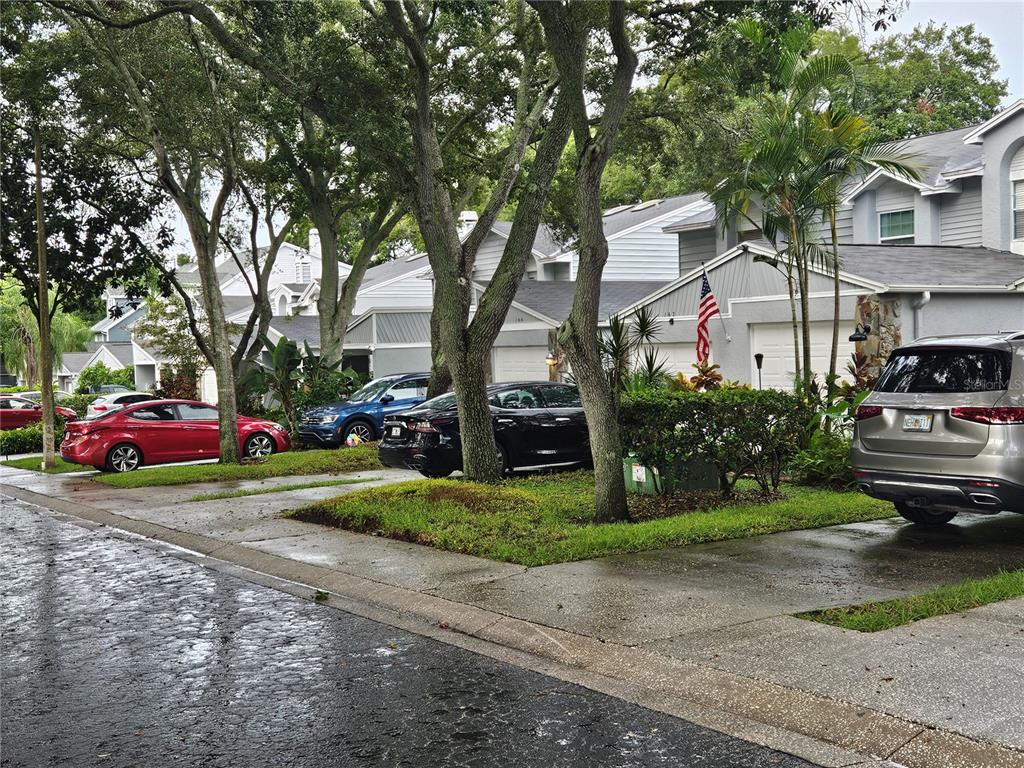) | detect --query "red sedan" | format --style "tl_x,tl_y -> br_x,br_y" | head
60,399 -> 290,472
0,396 -> 77,430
